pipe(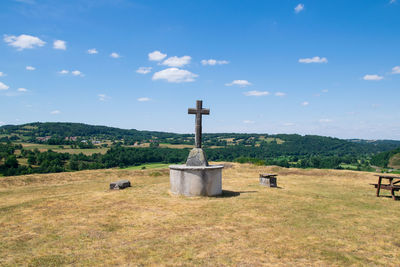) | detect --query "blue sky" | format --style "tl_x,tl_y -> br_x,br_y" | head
0,0 -> 399,139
